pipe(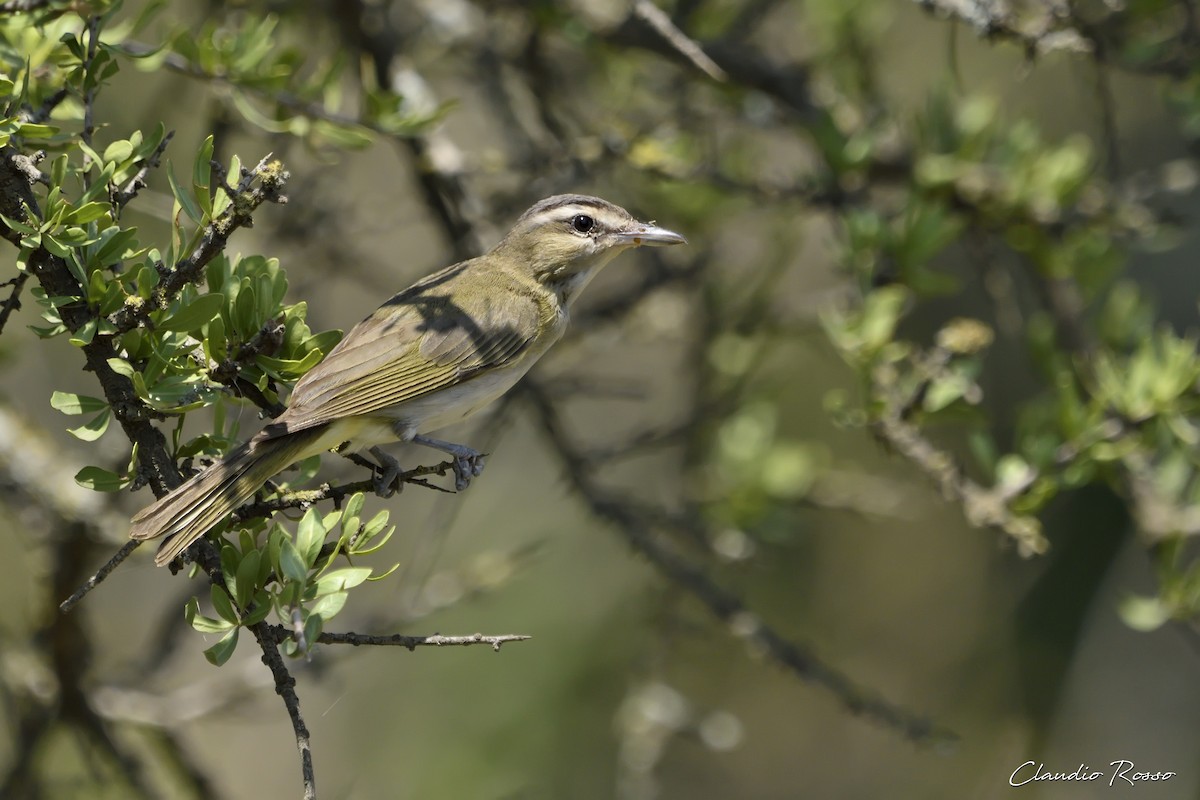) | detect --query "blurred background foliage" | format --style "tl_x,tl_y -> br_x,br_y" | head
1,0 -> 1199,797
